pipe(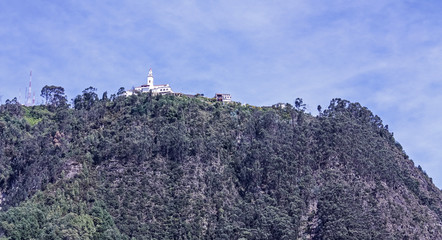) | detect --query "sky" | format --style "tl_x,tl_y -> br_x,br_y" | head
0,0 -> 442,188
